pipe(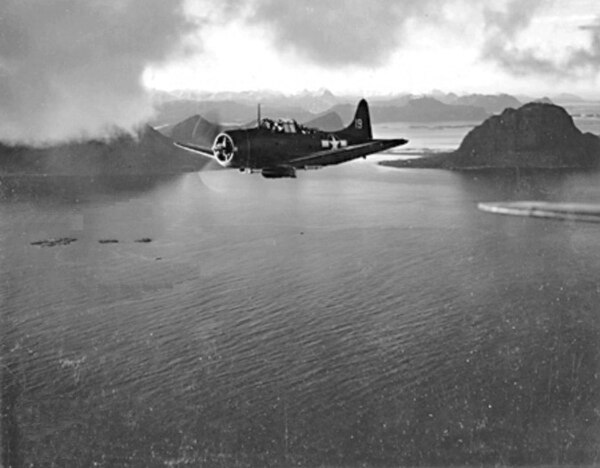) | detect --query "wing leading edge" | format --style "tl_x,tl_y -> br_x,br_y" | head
289,138 -> 408,168
173,141 -> 215,159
